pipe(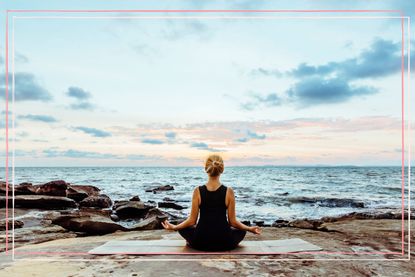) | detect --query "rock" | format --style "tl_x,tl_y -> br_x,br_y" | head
129,195 -> 141,201
0,182 -> 36,195
162,197 -> 175,202
0,219 -> 24,230
145,185 -> 174,193
271,219 -> 289,228
33,180 -> 68,196
241,220 -> 251,226
288,196 -> 365,208
130,216 -> 166,230
144,207 -> 168,221
65,187 -> 89,202
79,194 -> 112,208
0,195 -> 77,209
110,214 -> 120,221
68,184 -> 100,197
52,213 -> 127,235
114,201 -> 152,219
158,202 -> 186,210
288,219 -> 323,230
253,220 -> 265,227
